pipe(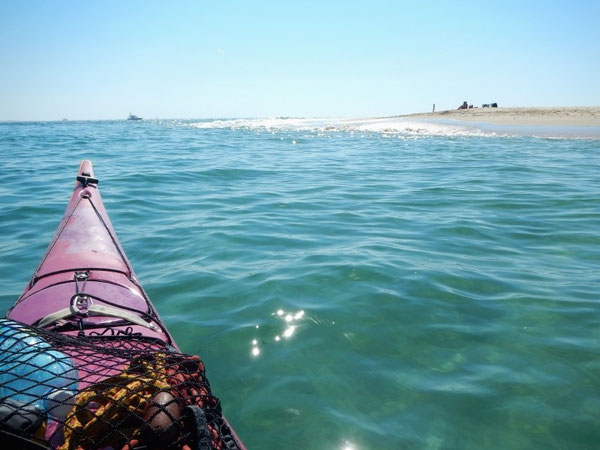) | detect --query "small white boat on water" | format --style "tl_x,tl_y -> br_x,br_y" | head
127,113 -> 143,121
